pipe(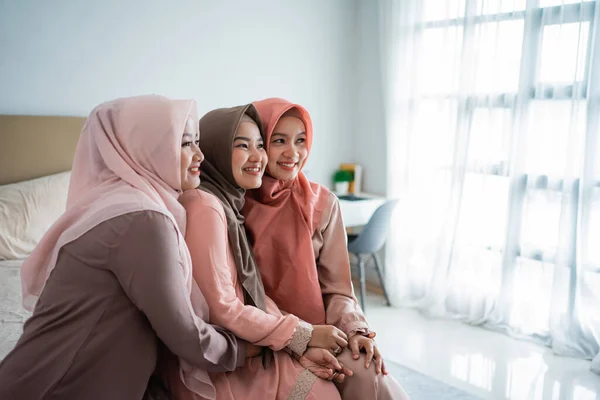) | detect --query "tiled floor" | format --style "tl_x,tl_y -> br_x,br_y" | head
364,294 -> 600,400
